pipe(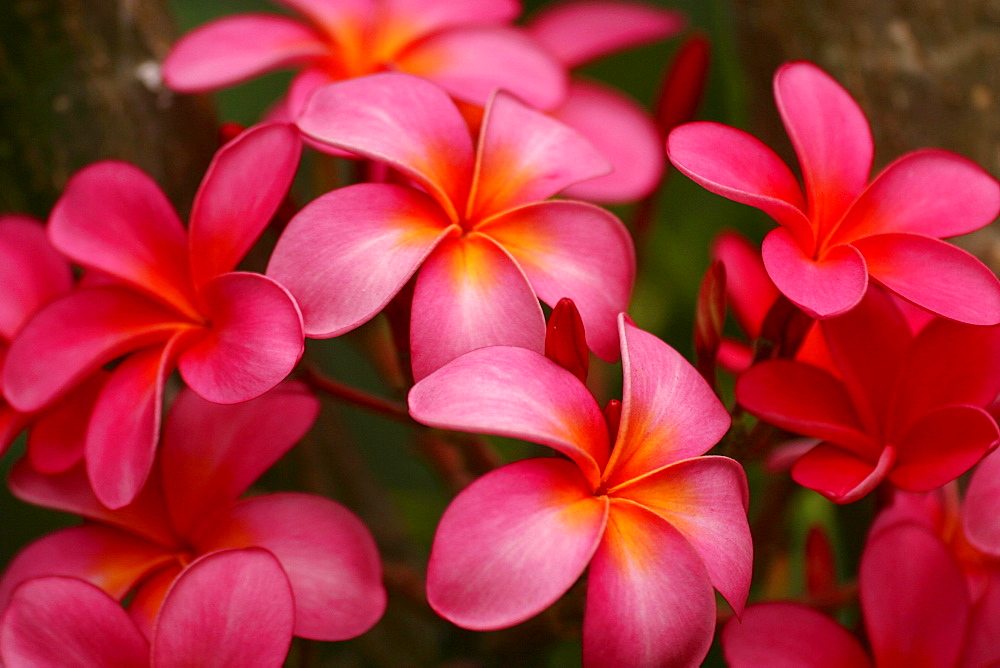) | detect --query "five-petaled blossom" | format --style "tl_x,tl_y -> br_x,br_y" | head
409,315 -> 751,667
268,72 -> 635,379
668,60 -> 1000,324
162,0 -> 565,119
1,123 -> 305,509
737,286 -> 1000,503
1,549 -> 296,667
0,382 -> 386,644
